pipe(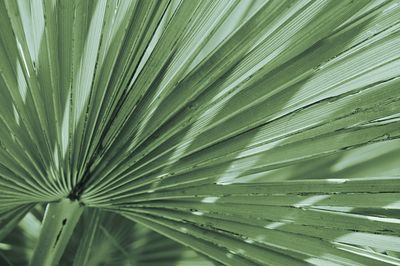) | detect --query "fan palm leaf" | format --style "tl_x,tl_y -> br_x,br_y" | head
0,0 -> 399,265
